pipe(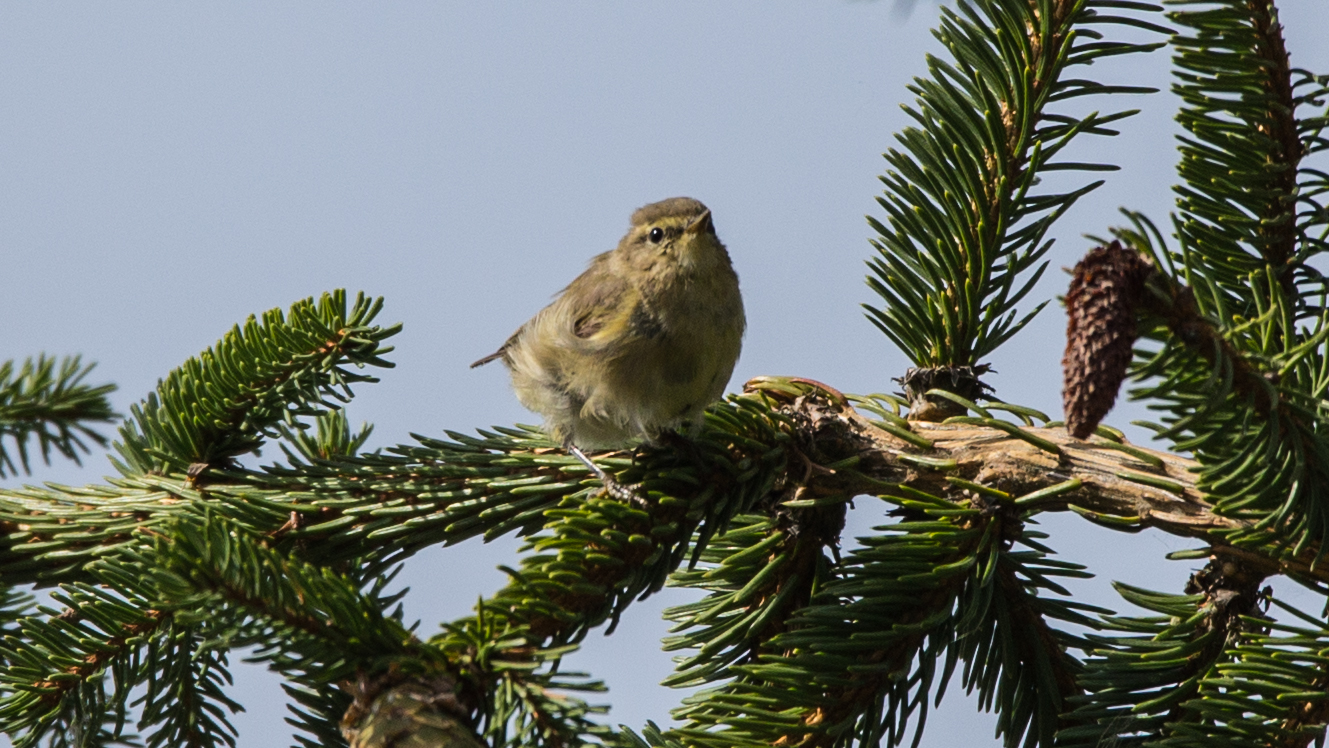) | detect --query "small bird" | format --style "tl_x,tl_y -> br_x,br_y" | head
472,197 -> 745,497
